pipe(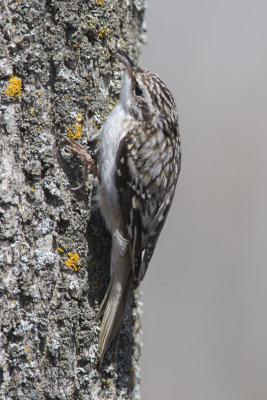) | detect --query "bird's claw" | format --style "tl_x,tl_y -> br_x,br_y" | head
59,133 -> 101,184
